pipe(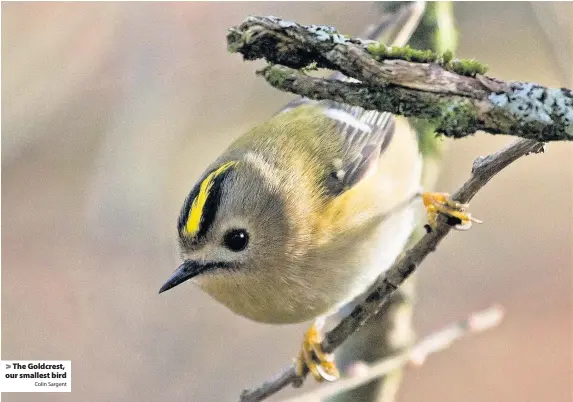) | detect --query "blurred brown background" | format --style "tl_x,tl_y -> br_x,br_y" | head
2,2 -> 572,402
